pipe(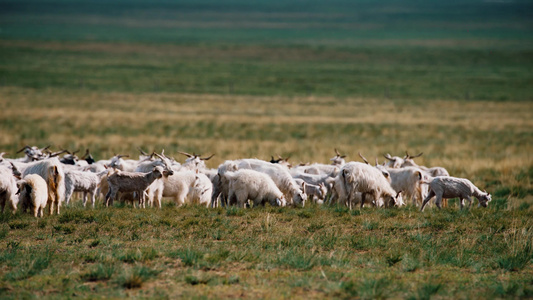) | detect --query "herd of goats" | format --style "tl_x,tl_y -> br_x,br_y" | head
0,146 -> 492,218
